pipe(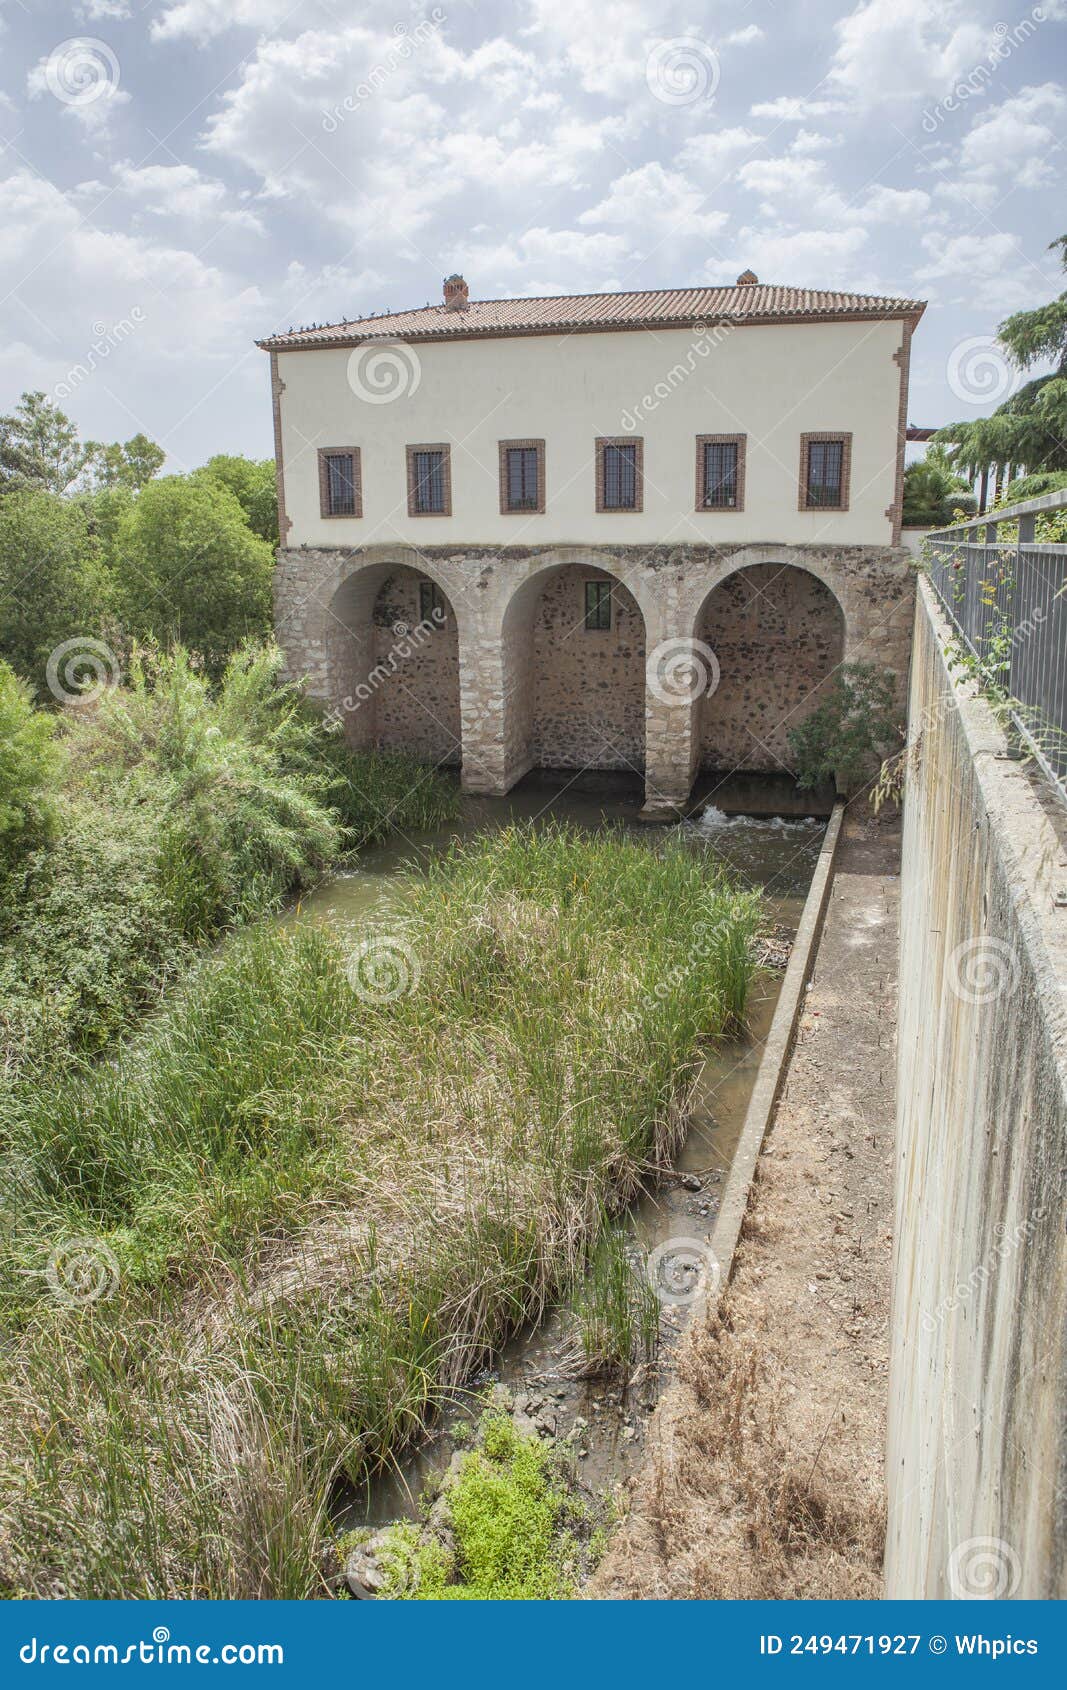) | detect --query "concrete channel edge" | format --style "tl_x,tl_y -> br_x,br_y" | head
708,799 -> 846,1300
